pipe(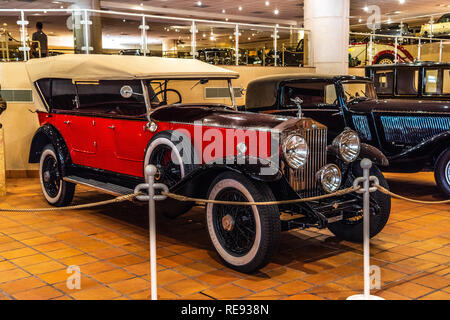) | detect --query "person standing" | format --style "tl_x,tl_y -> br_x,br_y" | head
32,22 -> 48,58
